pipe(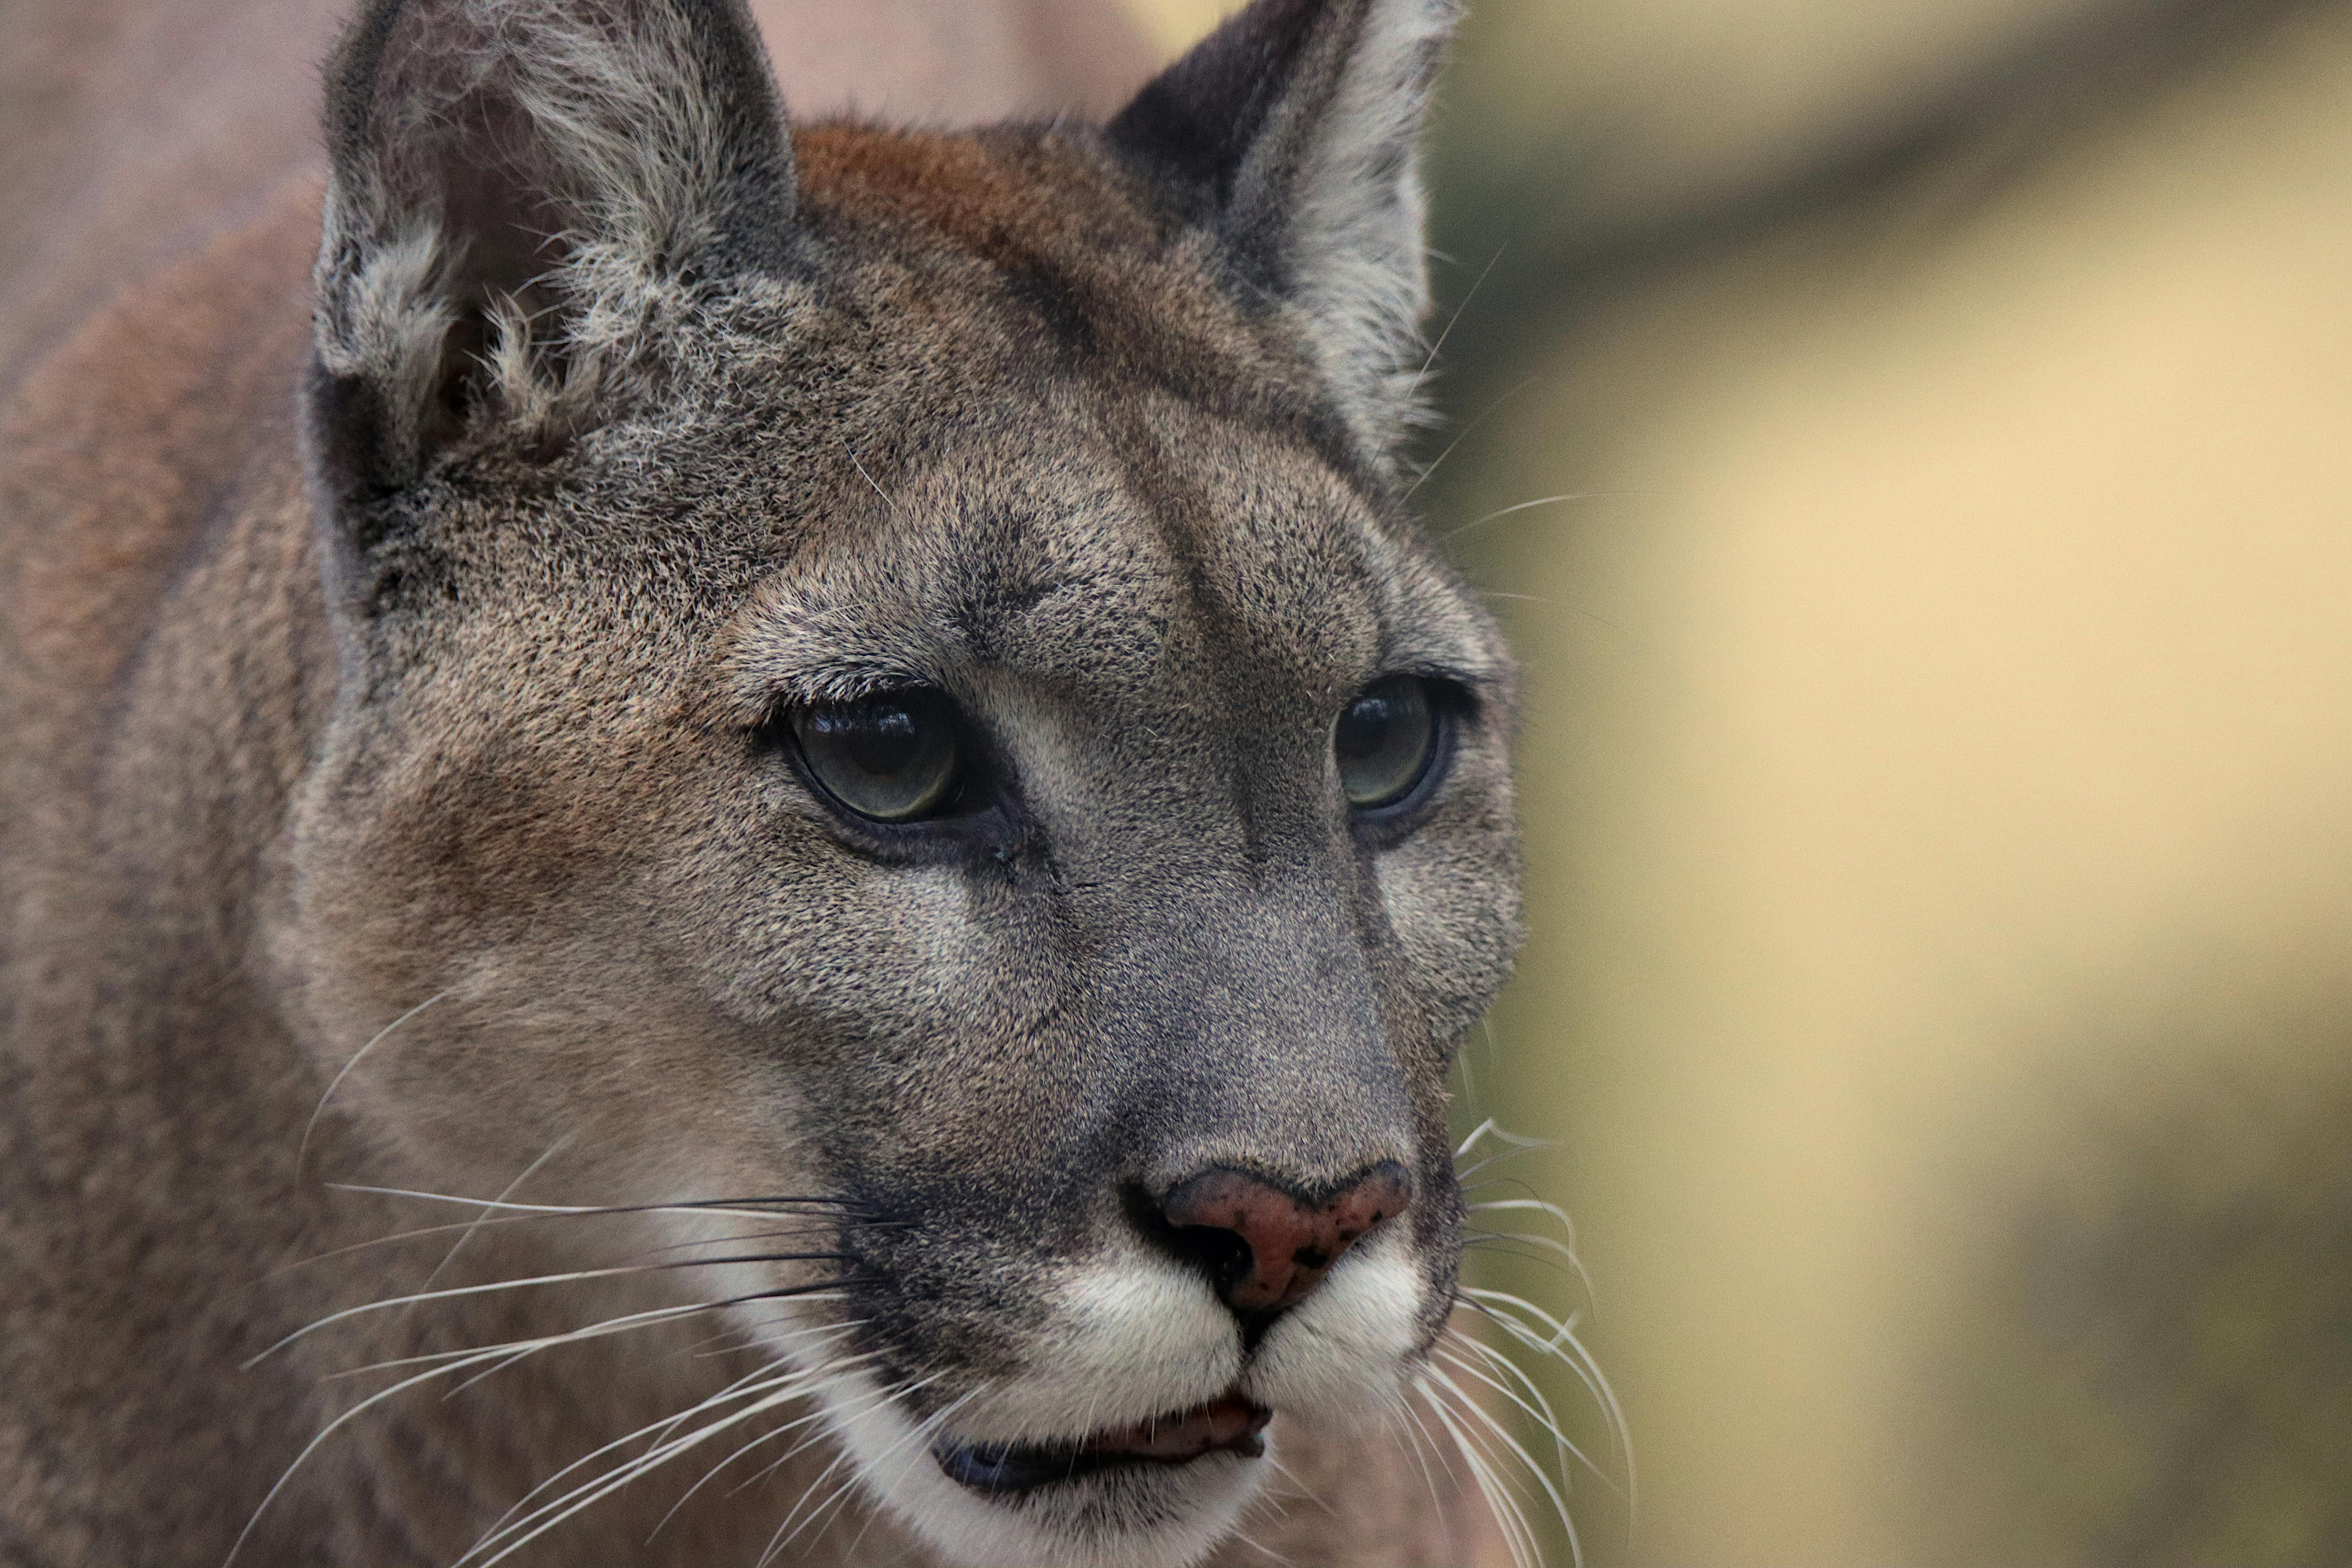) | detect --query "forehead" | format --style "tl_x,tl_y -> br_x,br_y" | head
722,391 -> 1497,720
713,121 -> 1500,718
724,402 -> 1486,714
